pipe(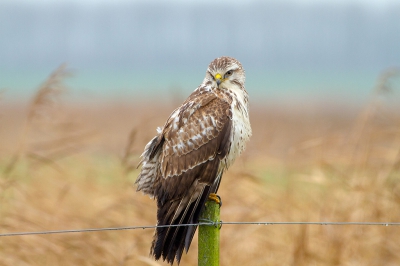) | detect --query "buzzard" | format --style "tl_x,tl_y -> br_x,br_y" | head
136,56 -> 252,264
